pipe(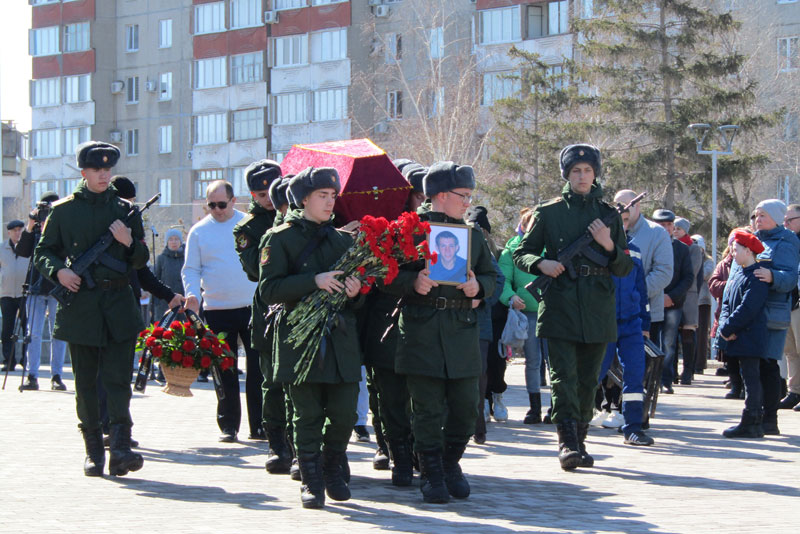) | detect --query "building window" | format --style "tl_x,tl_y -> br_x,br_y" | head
126,129 -> 139,156
777,0 -> 798,4
159,179 -> 172,205
310,28 -> 347,63
482,71 -> 520,106
387,90 -> 402,120
274,92 -> 308,125
63,22 -> 90,53
195,57 -> 227,89
229,168 -> 250,197
313,88 -> 347,122
430,27 -> 444,59
31,78 -> 60,107
385,33 -> 401,64
274,34 -> 308,67
194,169 -> 225,198
33,181 -> 59,205
30,26 -> 60,57
63,126 -> 90,155
582,0 -> 594,18
527,3 -> 567,39
64,74 -> 91,103
159,125 -> 173,153
784,112 -> 799,141
195,113 -> 228,145
231,0 -> 262,29
32,129 -> 60,158
269,151 -> 287,163
125,24 -> 139,52
32,0 -> 59,5
778,37 -> 799,72
232,108 -> 265,141
159,19 -> 173,48
127,76 -> 139,103
428,86 -> 445,117
545,64 -> 565,91
231,52 -> 264,84
275,0 -> 306,9
63,179 -> 80,197
479,6 -> 521,45
311,0 -> 345,4
159,72 -> 173,101
194,2 -> 226,34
